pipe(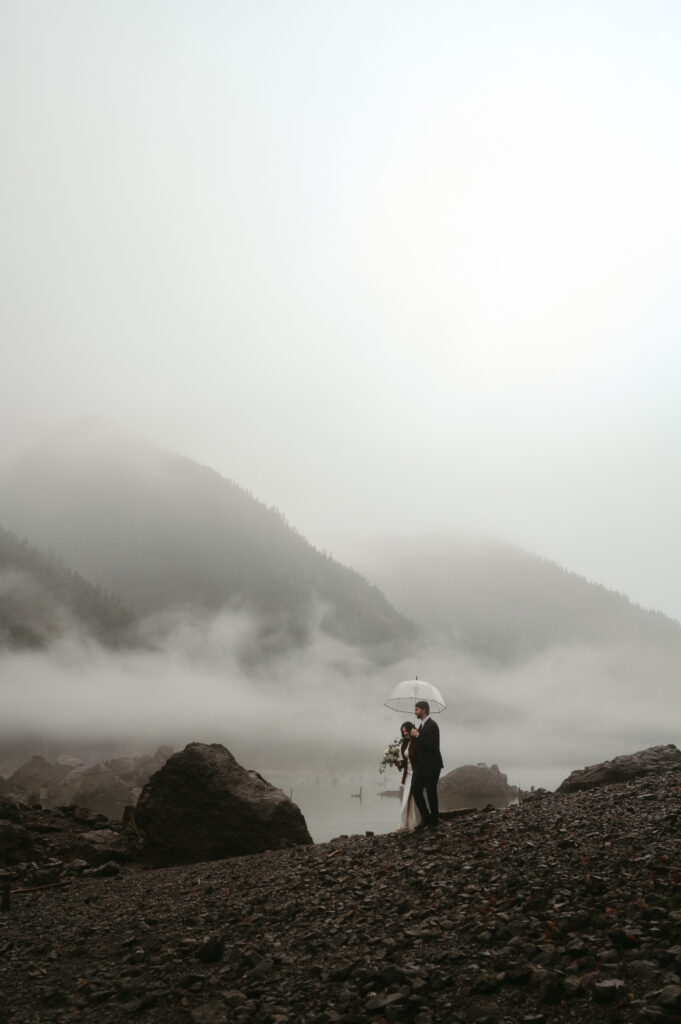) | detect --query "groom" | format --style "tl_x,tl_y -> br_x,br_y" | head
410,700 -> 444,832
